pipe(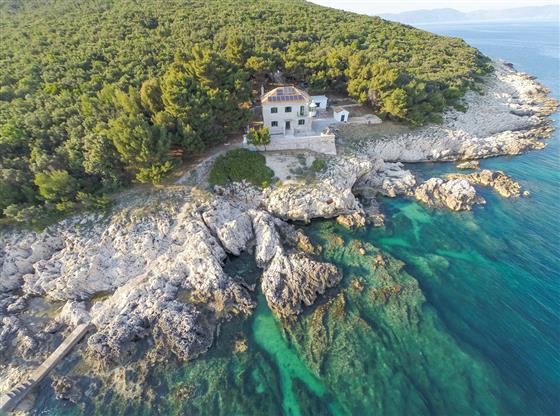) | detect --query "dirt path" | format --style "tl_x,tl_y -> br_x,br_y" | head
172,136 -> 243,185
